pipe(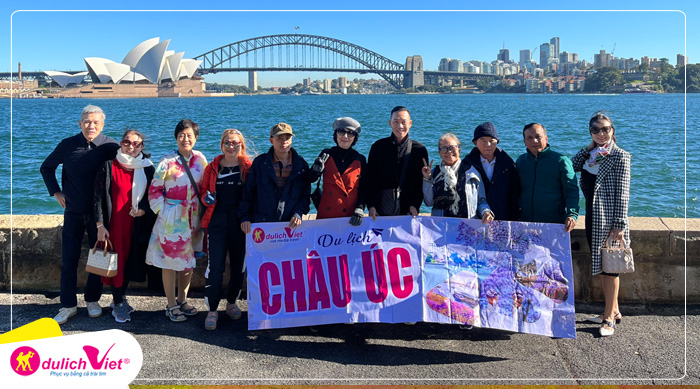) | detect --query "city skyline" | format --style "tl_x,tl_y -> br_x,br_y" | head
3,1 -> 695,87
